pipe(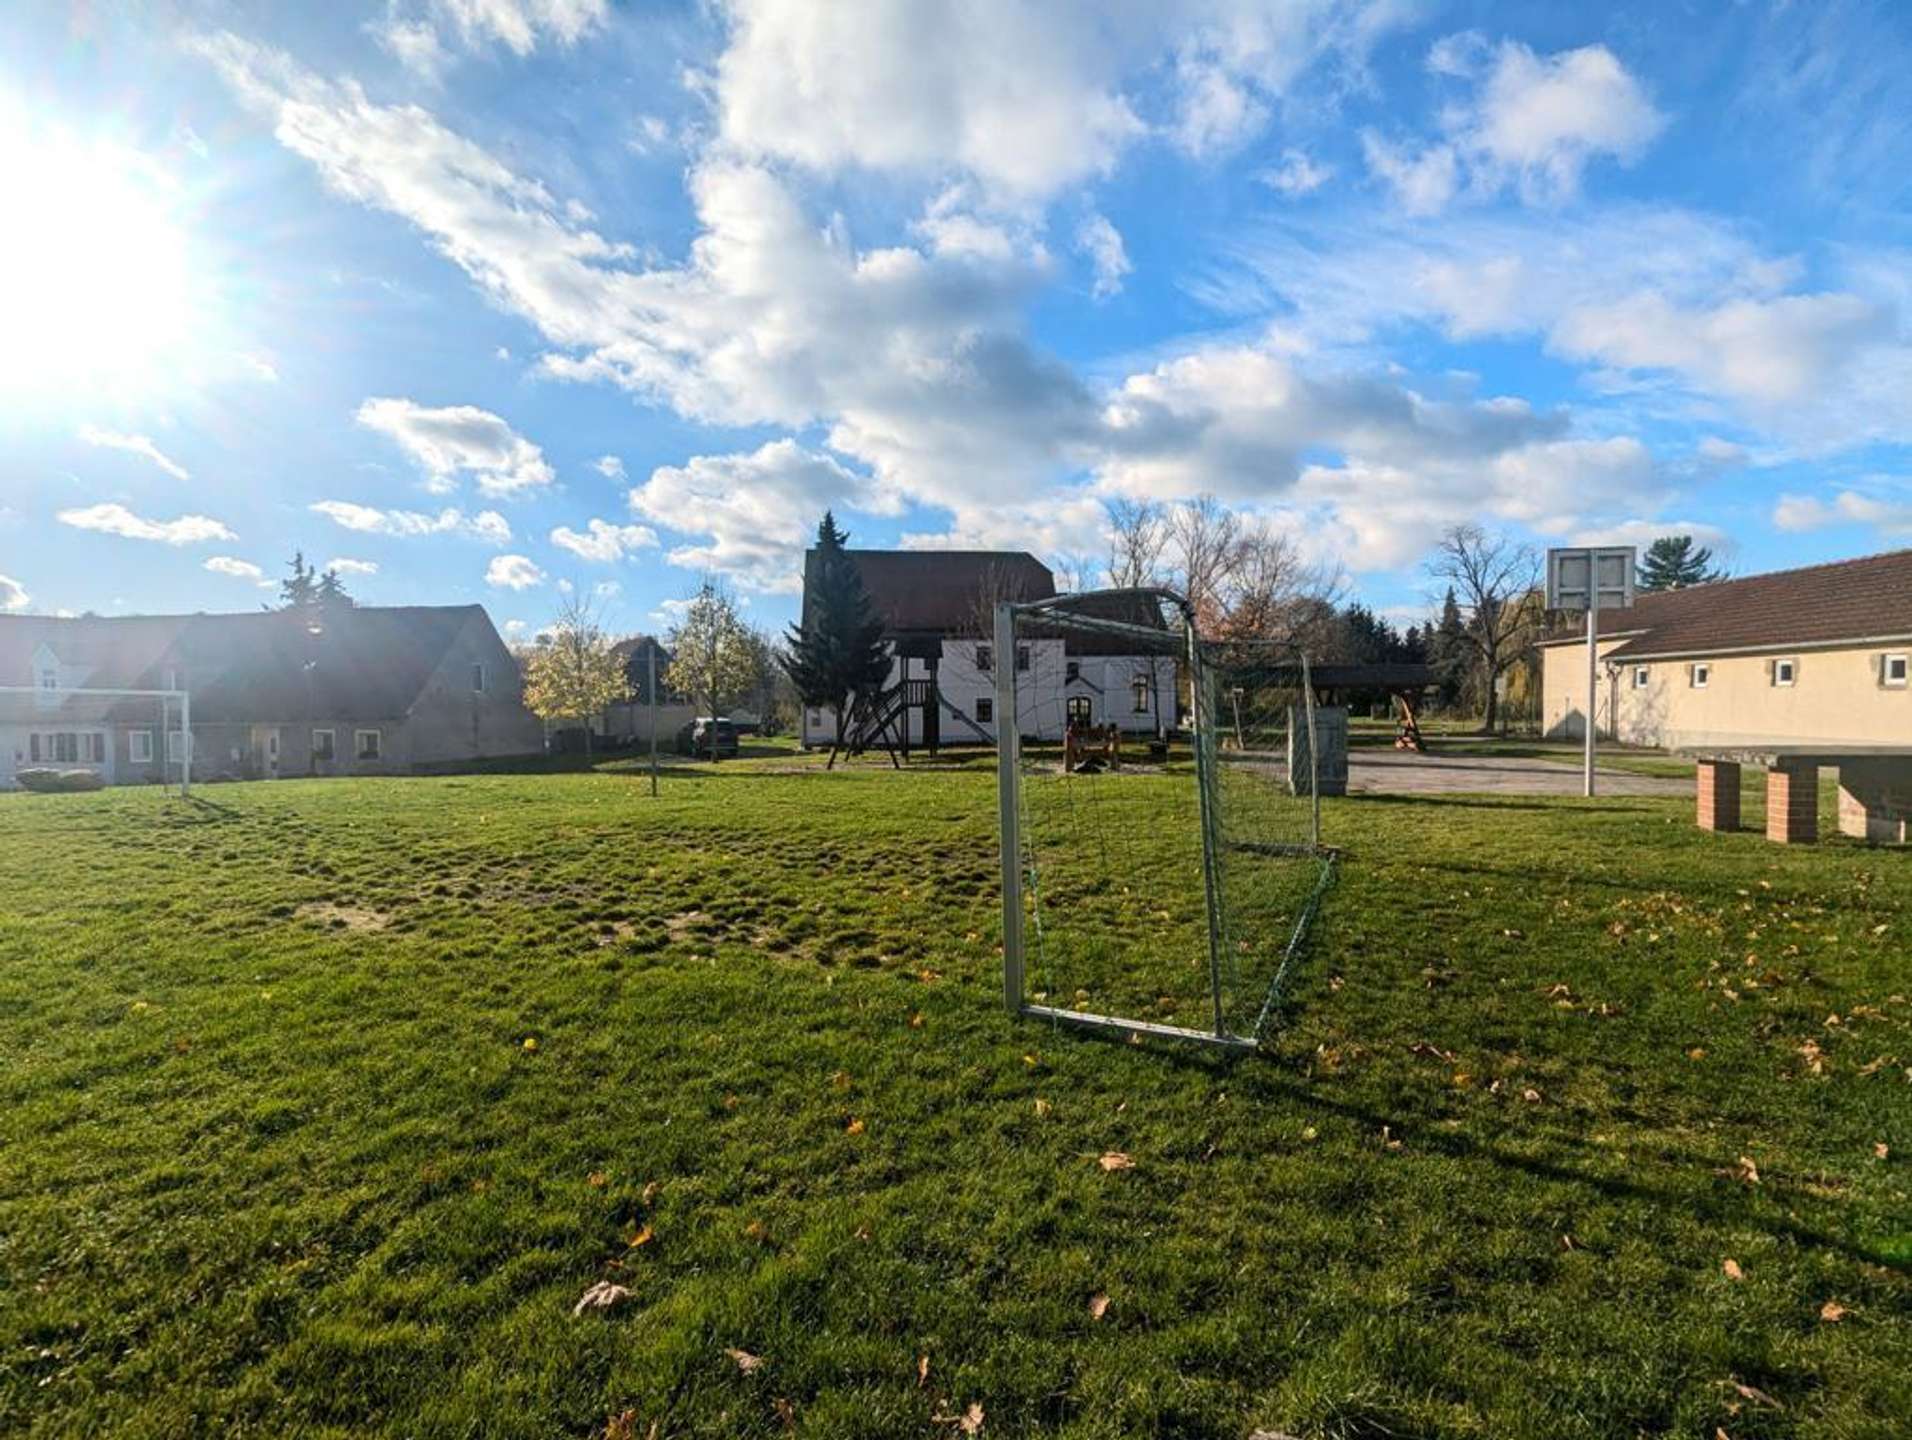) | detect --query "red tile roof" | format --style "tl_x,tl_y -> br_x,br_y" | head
805,549 -> 1055,636
1539,548 -> 1912,659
